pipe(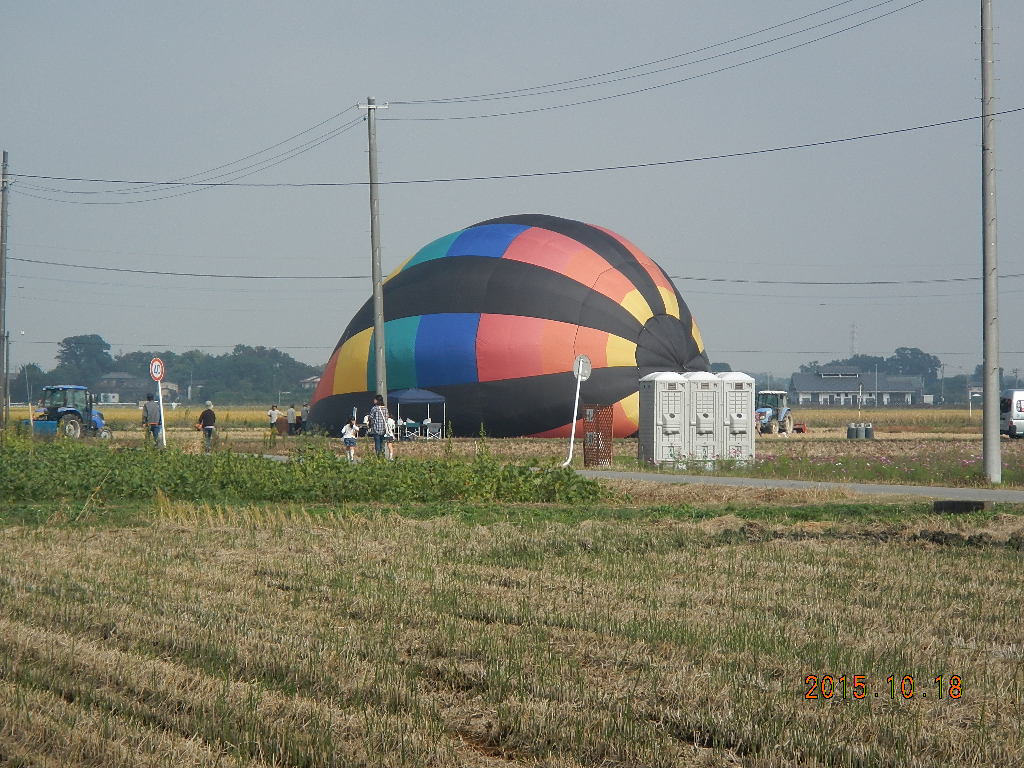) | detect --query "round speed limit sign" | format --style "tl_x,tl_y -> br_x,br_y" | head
149,357 -> 165,382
